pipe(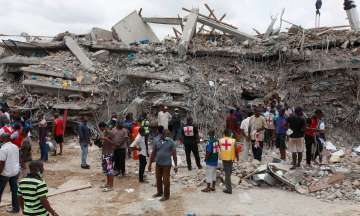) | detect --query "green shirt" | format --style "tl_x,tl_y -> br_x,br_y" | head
17,175 -> 49,216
